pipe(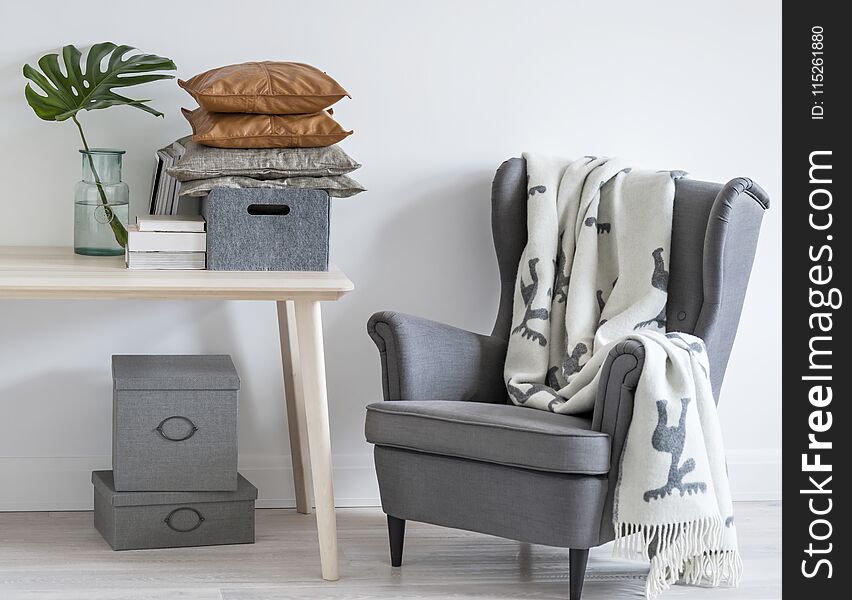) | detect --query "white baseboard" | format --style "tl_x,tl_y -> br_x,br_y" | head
0,449 -> 779,512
